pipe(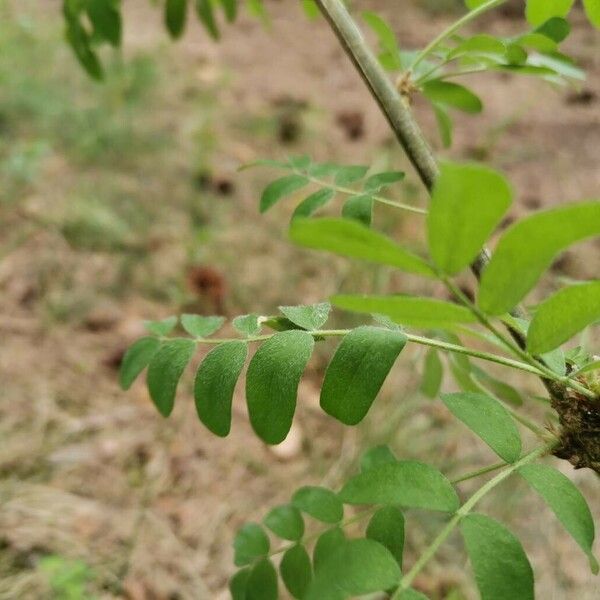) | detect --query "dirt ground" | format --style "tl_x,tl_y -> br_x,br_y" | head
0,1 -> 599,598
